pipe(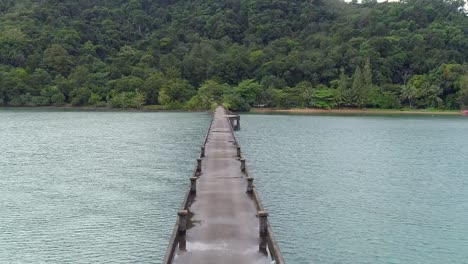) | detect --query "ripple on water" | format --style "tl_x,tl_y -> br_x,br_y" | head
236,114 -> 468,264
0,110 -> 210,263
